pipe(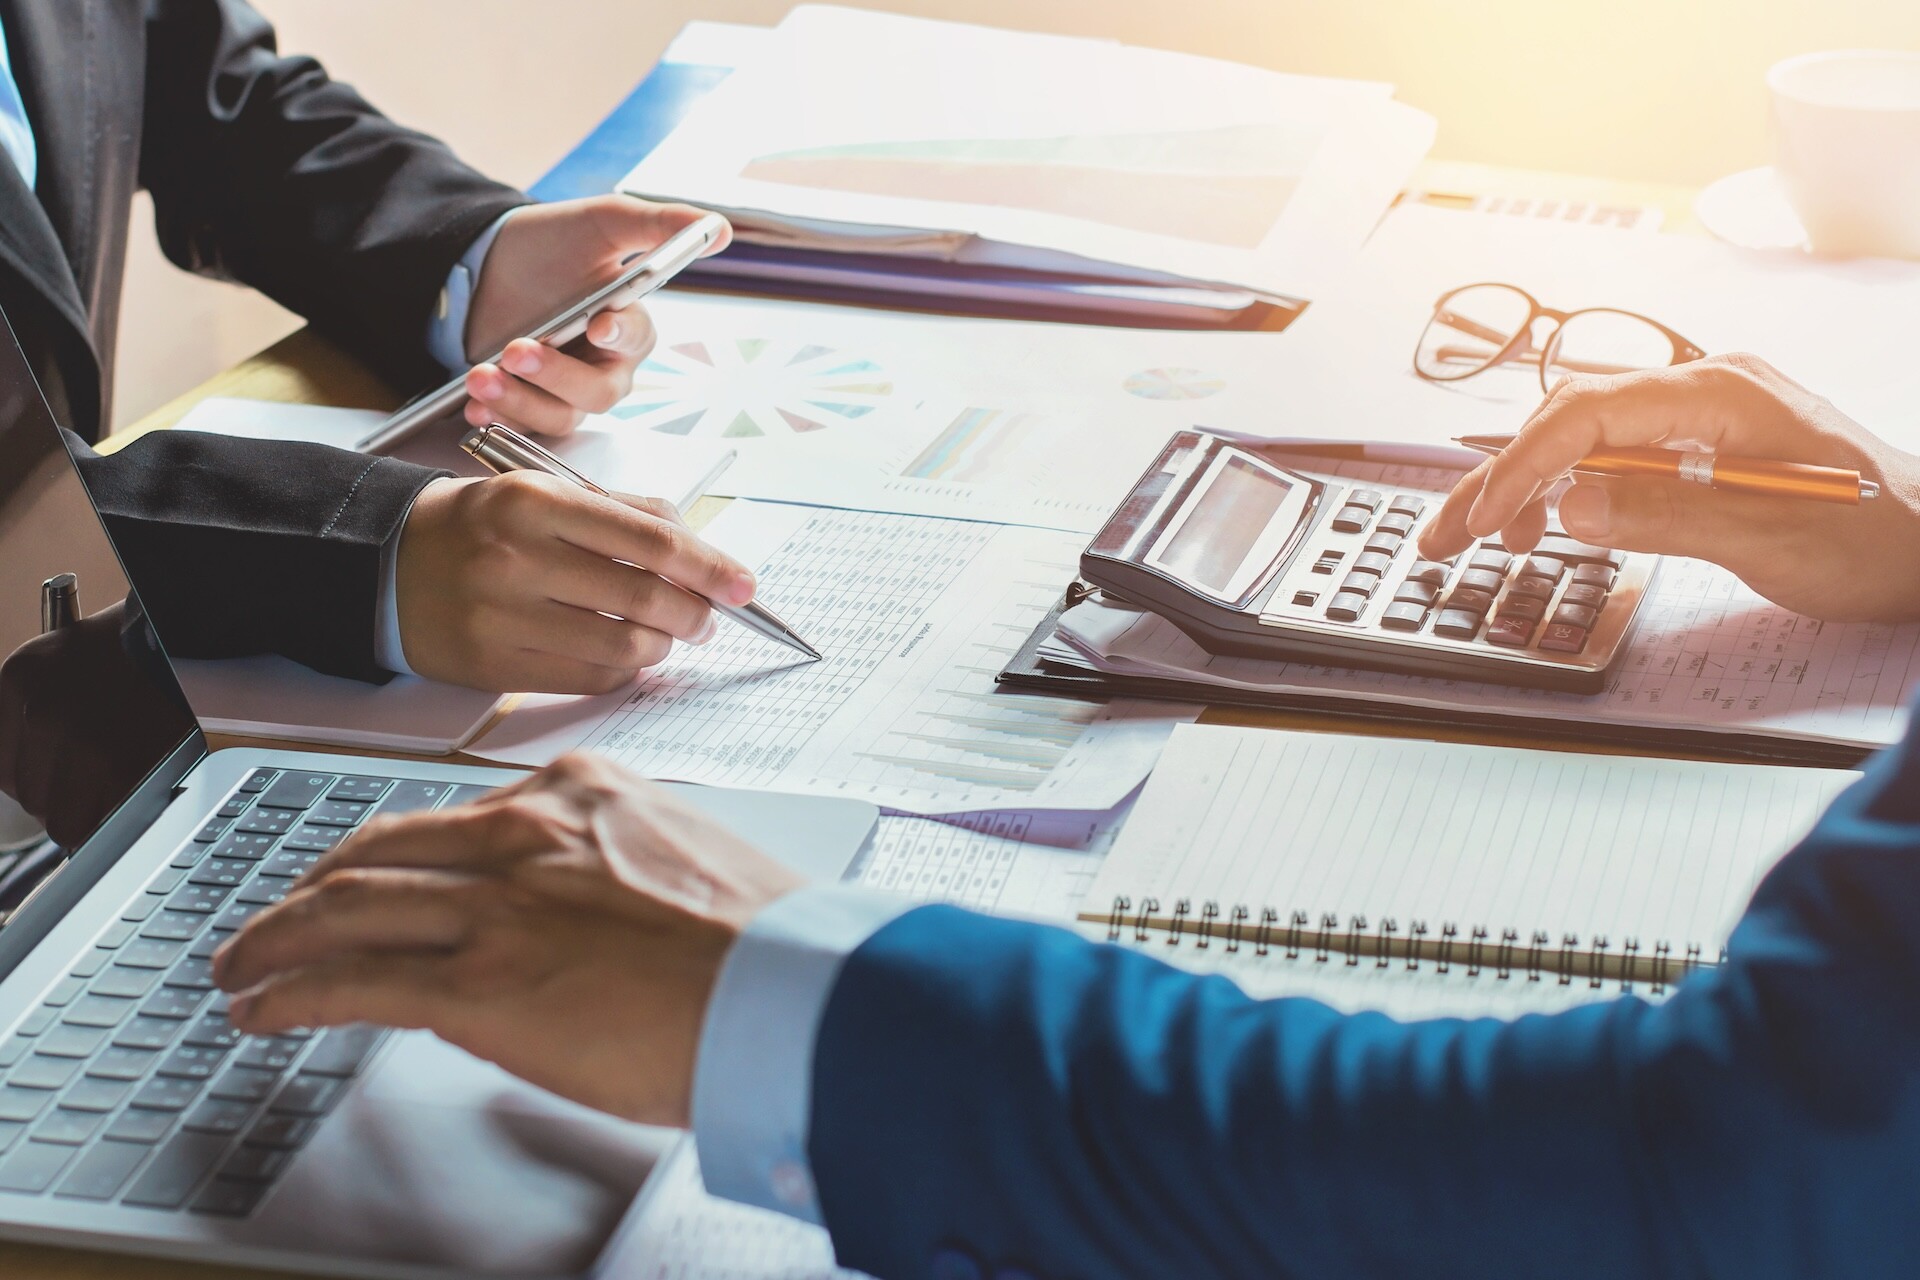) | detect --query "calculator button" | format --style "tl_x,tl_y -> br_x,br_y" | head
1457,568 -> 1504,595
1433,610 -> 1481,640
1329,506 -> 1371,535
1345,488 -> 1383,513
1363,532 -> 1402,556
1290,590 -> 1318,608
1486,616 -> 1536,648
1387,494 -> 1425,518
1521,555 -> 1566,583
1539,622 -> 1589,653
1498,593 -> 1547,622
1571,563 -> 1617,590
1561,583 -> 1607,610
1351,551 -> 1395,577
1380,602 -> 1428,632
1508,575 -> 1556,602
1447,587 -> 1496,616
1467,548 -> 1512,575
1375,512 -> 1416,537
1325,592 -> 1369,623
1534,536 -> 1625,568
1338,572 -> 1378,598
1404,561 -> 1452,587
1392,581 -> 1439,608
1552,602 -> 1599,630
